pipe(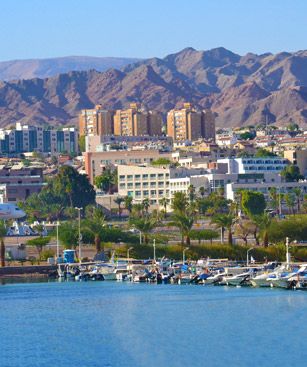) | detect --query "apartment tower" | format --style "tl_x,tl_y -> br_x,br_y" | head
79,105 -> 113,136
167,103 -> 215,141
